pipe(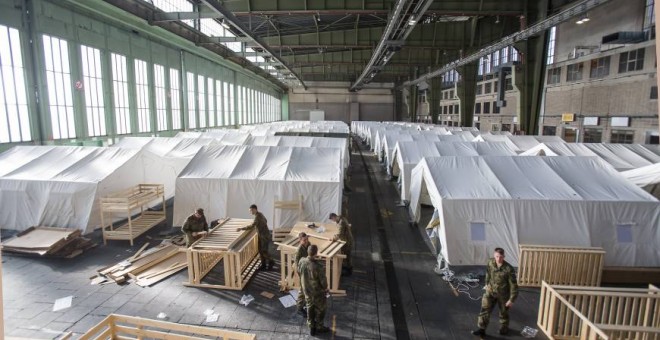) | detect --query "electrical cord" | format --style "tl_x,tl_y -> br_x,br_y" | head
434,255 -> 483,301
